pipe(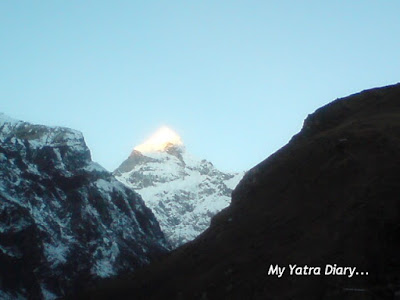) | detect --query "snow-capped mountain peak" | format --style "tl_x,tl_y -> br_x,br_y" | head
115,128 -> 244,248
134,126 -> 183,153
